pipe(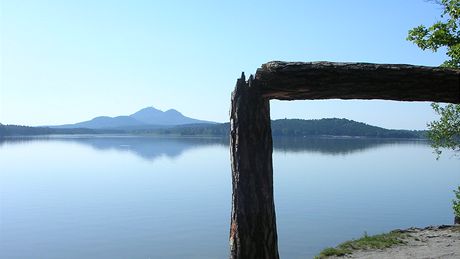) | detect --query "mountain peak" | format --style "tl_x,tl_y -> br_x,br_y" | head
136,106 -> 162,112
165,109 -> 181,114
130,106 -> 162,117
129,106 -> 212,126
